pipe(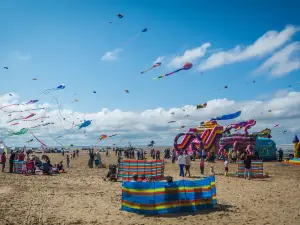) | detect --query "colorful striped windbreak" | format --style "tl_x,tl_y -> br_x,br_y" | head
118,160 -> 164,181
237,160 -> 264,178
121,176 -> 216,214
